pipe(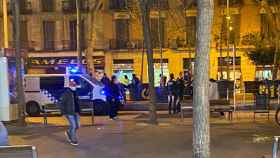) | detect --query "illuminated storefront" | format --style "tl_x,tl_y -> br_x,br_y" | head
113,59 -> 134,81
